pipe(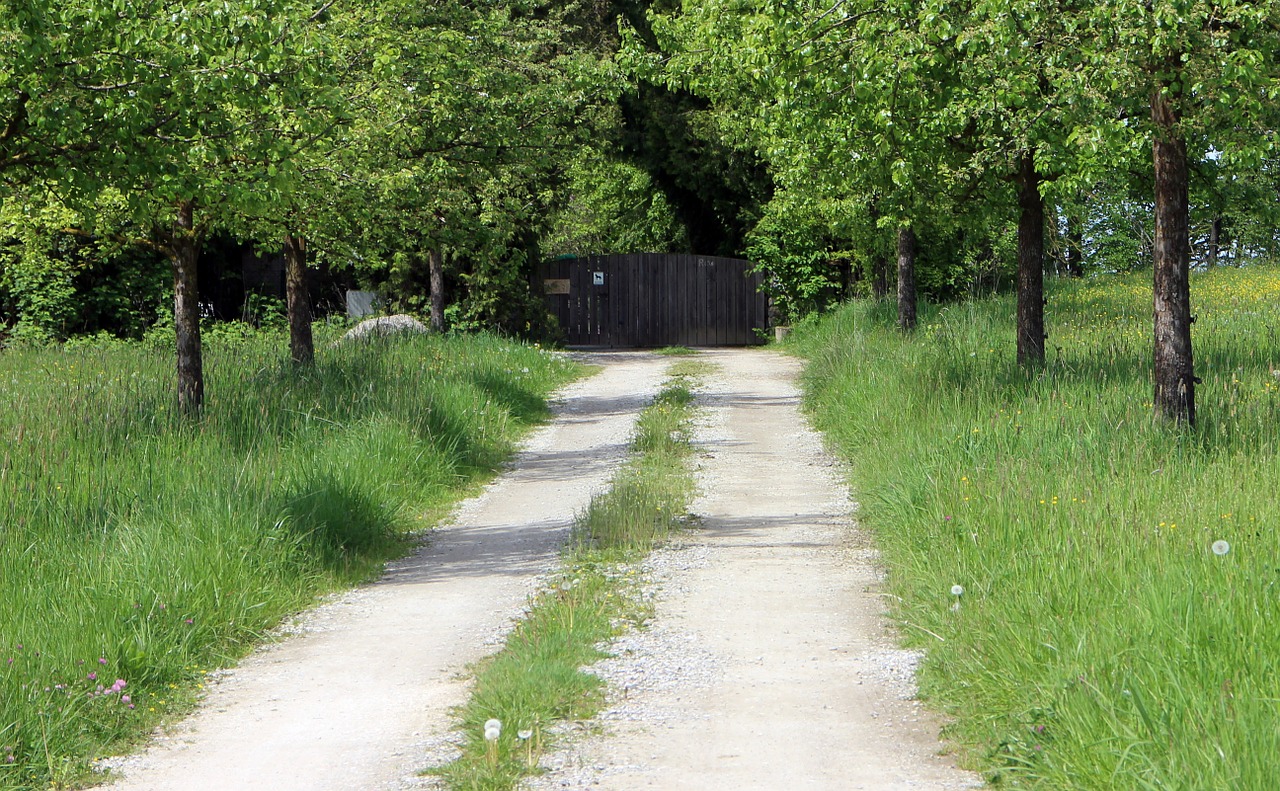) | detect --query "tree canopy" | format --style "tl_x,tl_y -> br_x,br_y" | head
2,0 -> 1279,423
